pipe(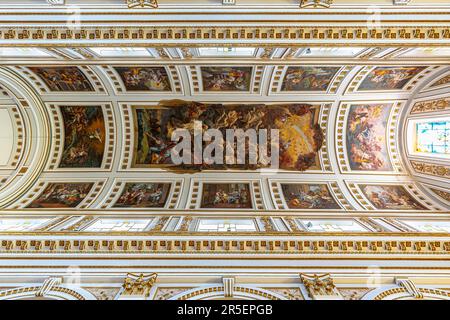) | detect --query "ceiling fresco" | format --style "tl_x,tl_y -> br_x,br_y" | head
359,185 -> 428,211
0,2 -> 449,300
113,182 -> 172,208
59,105 -> 106,168
0,46 -> 448,212
114,67 -> 172,92
200,66 -> 253,92
28,67 -> 95,92
356,66 -> 427,91
27,182 -> 94,209
280,183 -> 341,210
